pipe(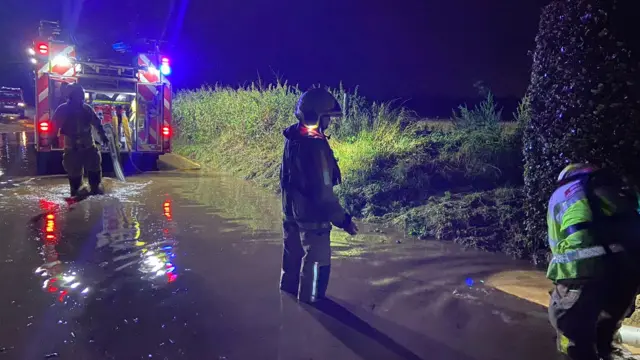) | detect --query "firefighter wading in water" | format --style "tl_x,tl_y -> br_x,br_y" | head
279,88 -> 359,304
53,84 -> 110,197
547,163 -> 640,360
